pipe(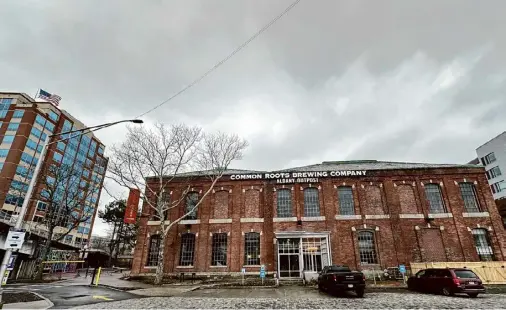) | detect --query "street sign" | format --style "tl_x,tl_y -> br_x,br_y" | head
2,271 -> 9,285
241,268 -> 246,274
399,264 -> 406,274
260,265 -> 265,271
6,254 -> 17,271
5,229 -> 26,249
260,265 -> 266,278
